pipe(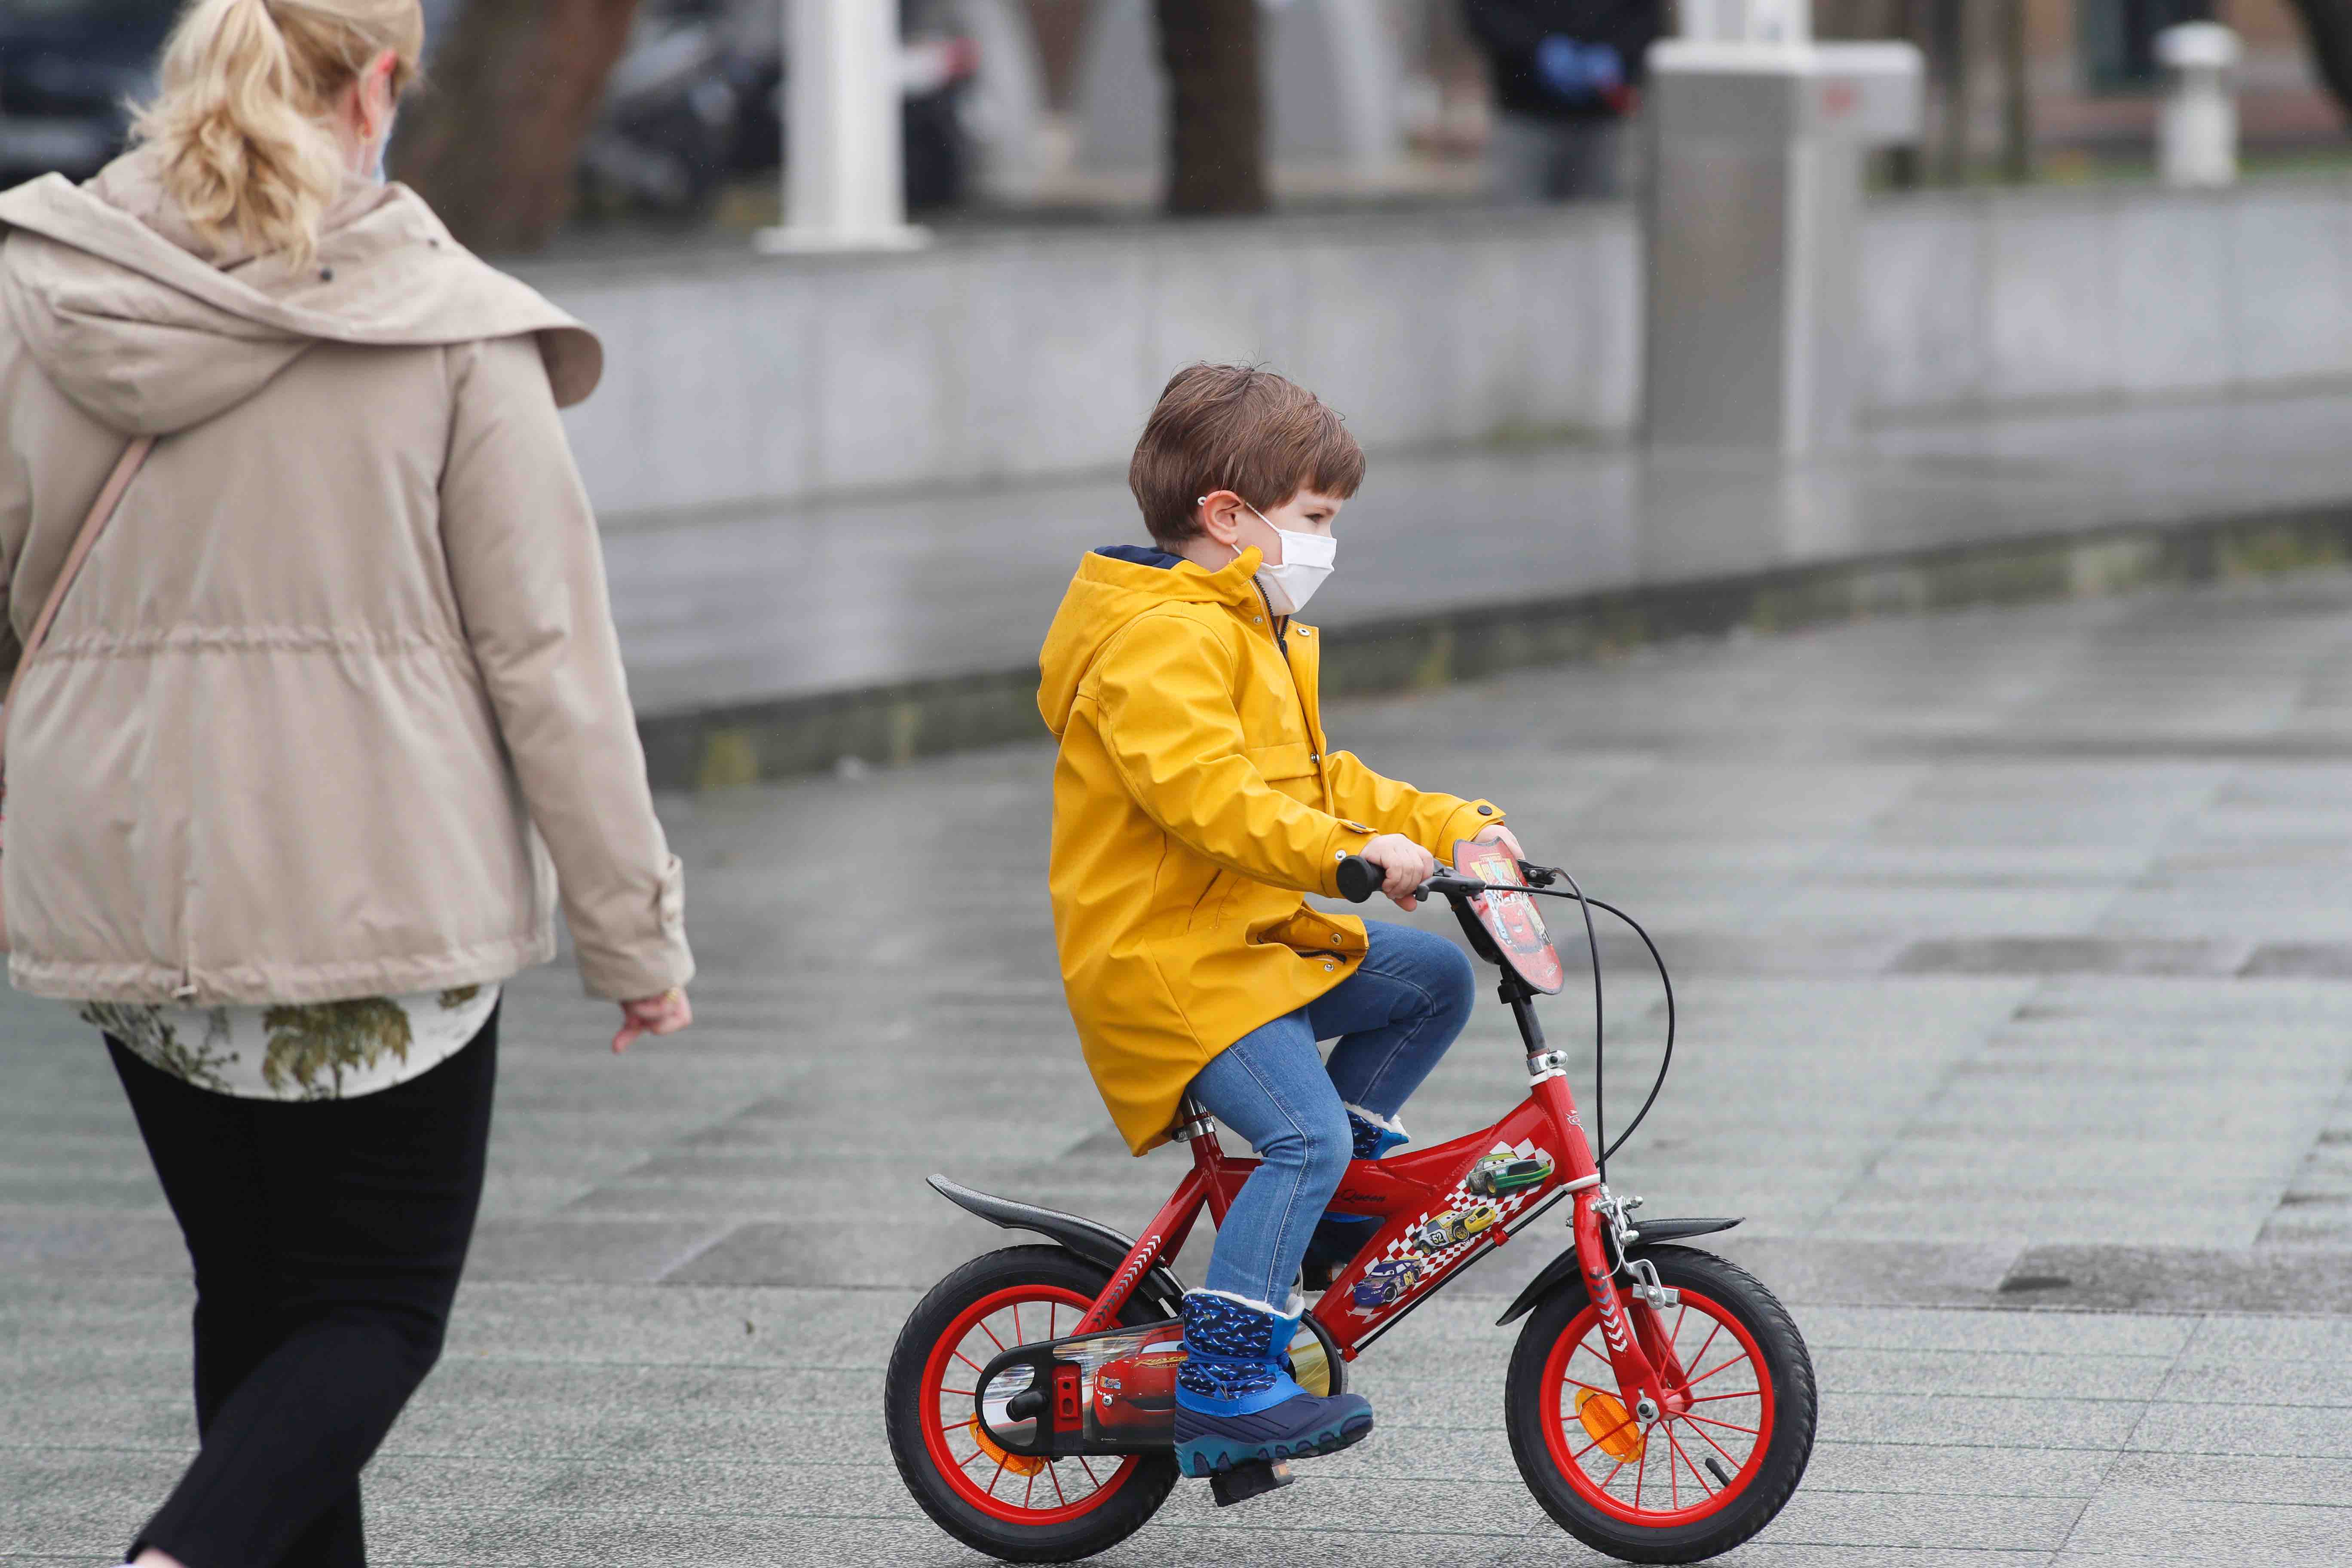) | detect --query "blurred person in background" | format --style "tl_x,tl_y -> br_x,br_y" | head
0,0 -> 695,1562
1463,0 -> 1663,201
